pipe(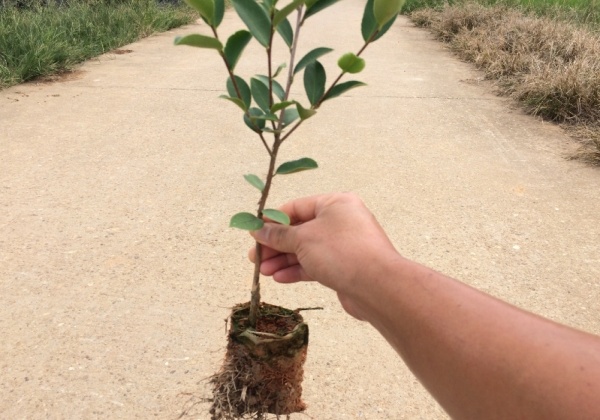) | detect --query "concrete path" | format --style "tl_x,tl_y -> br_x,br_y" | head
1,1 -> 599,418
